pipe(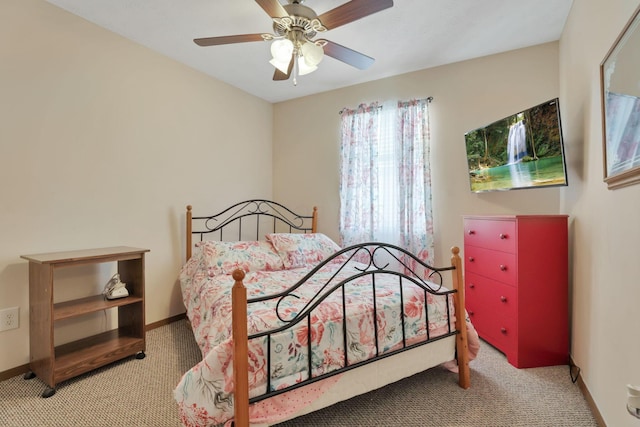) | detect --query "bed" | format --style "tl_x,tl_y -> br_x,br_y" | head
174,200 -> 475,427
